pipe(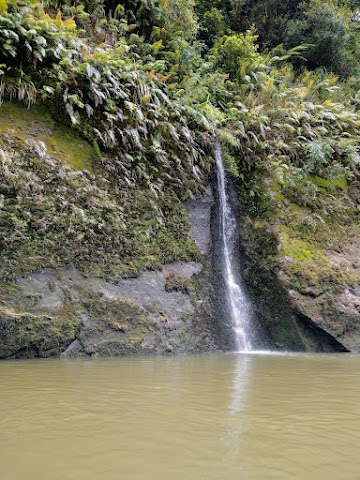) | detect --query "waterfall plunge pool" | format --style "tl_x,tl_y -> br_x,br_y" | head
1,352 -> 360,480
